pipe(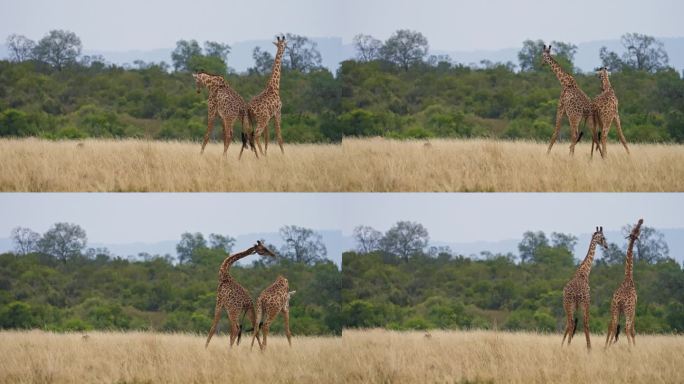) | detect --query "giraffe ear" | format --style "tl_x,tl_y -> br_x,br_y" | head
600,226 -> 603,232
